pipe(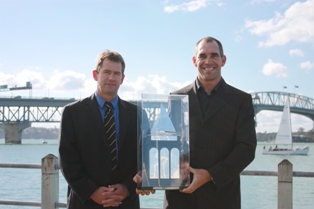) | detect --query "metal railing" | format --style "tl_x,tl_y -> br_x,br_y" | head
1,155 -> 314,209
